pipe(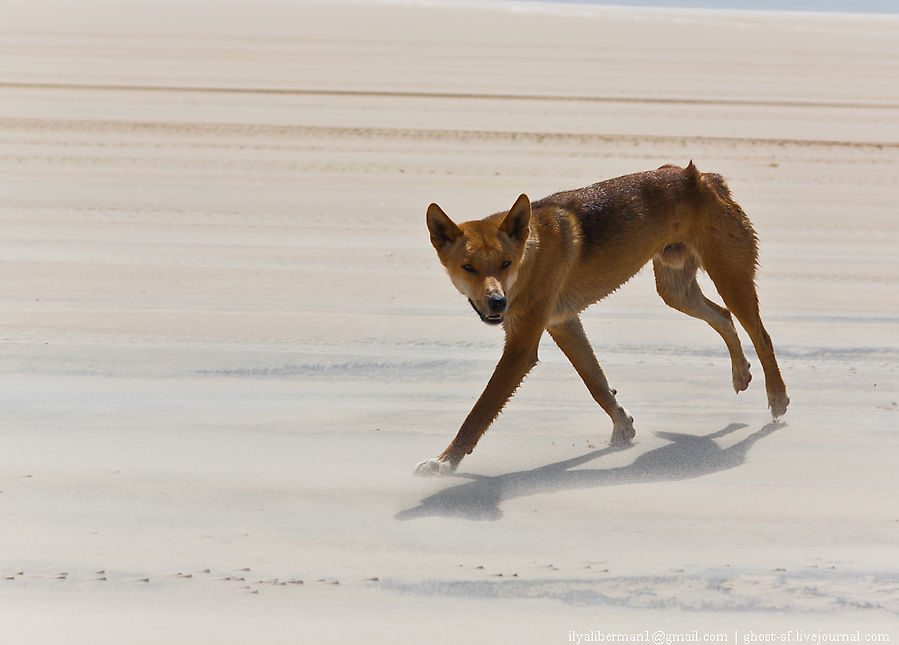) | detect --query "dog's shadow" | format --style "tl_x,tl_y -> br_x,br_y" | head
396,422 -> 782,521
